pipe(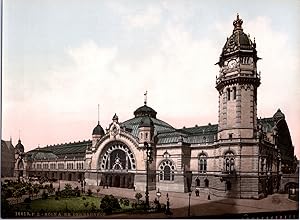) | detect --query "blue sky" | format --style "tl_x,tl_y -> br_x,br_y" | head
2,0 -> 300,156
